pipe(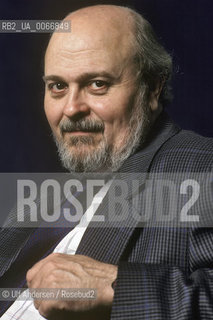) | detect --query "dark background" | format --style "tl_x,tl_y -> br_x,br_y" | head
0,0 -> 212,172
